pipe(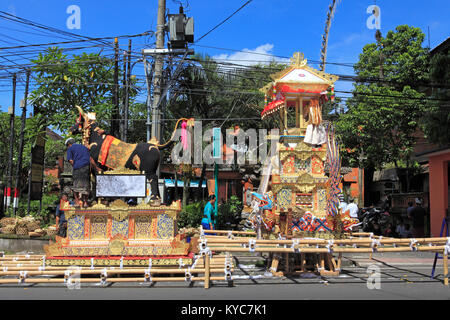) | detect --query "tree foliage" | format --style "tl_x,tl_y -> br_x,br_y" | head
335,25 -> 429,169
30,47 -> 117,132
0,113 -> 64,186
165,55 -> 283,137
421,50 -> 450,145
